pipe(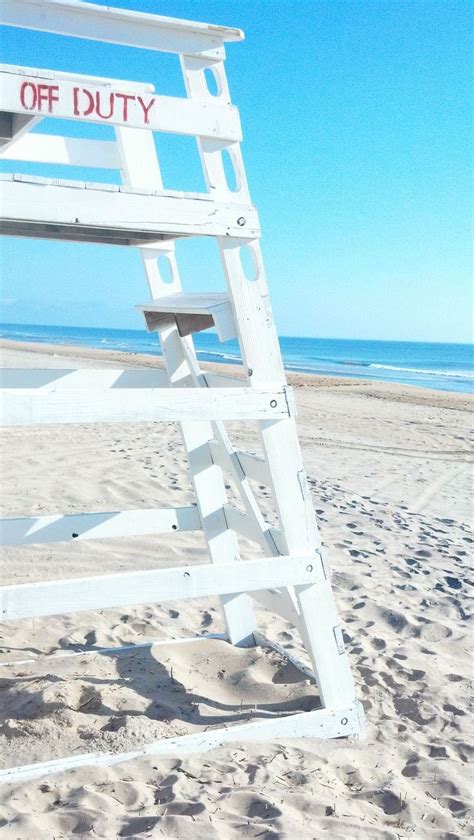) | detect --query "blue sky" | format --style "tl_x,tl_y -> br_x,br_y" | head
0,0 -> 472,342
